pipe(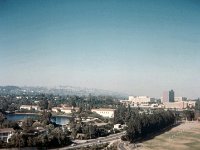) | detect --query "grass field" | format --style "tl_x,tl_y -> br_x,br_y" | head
131,121 -> 200,150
